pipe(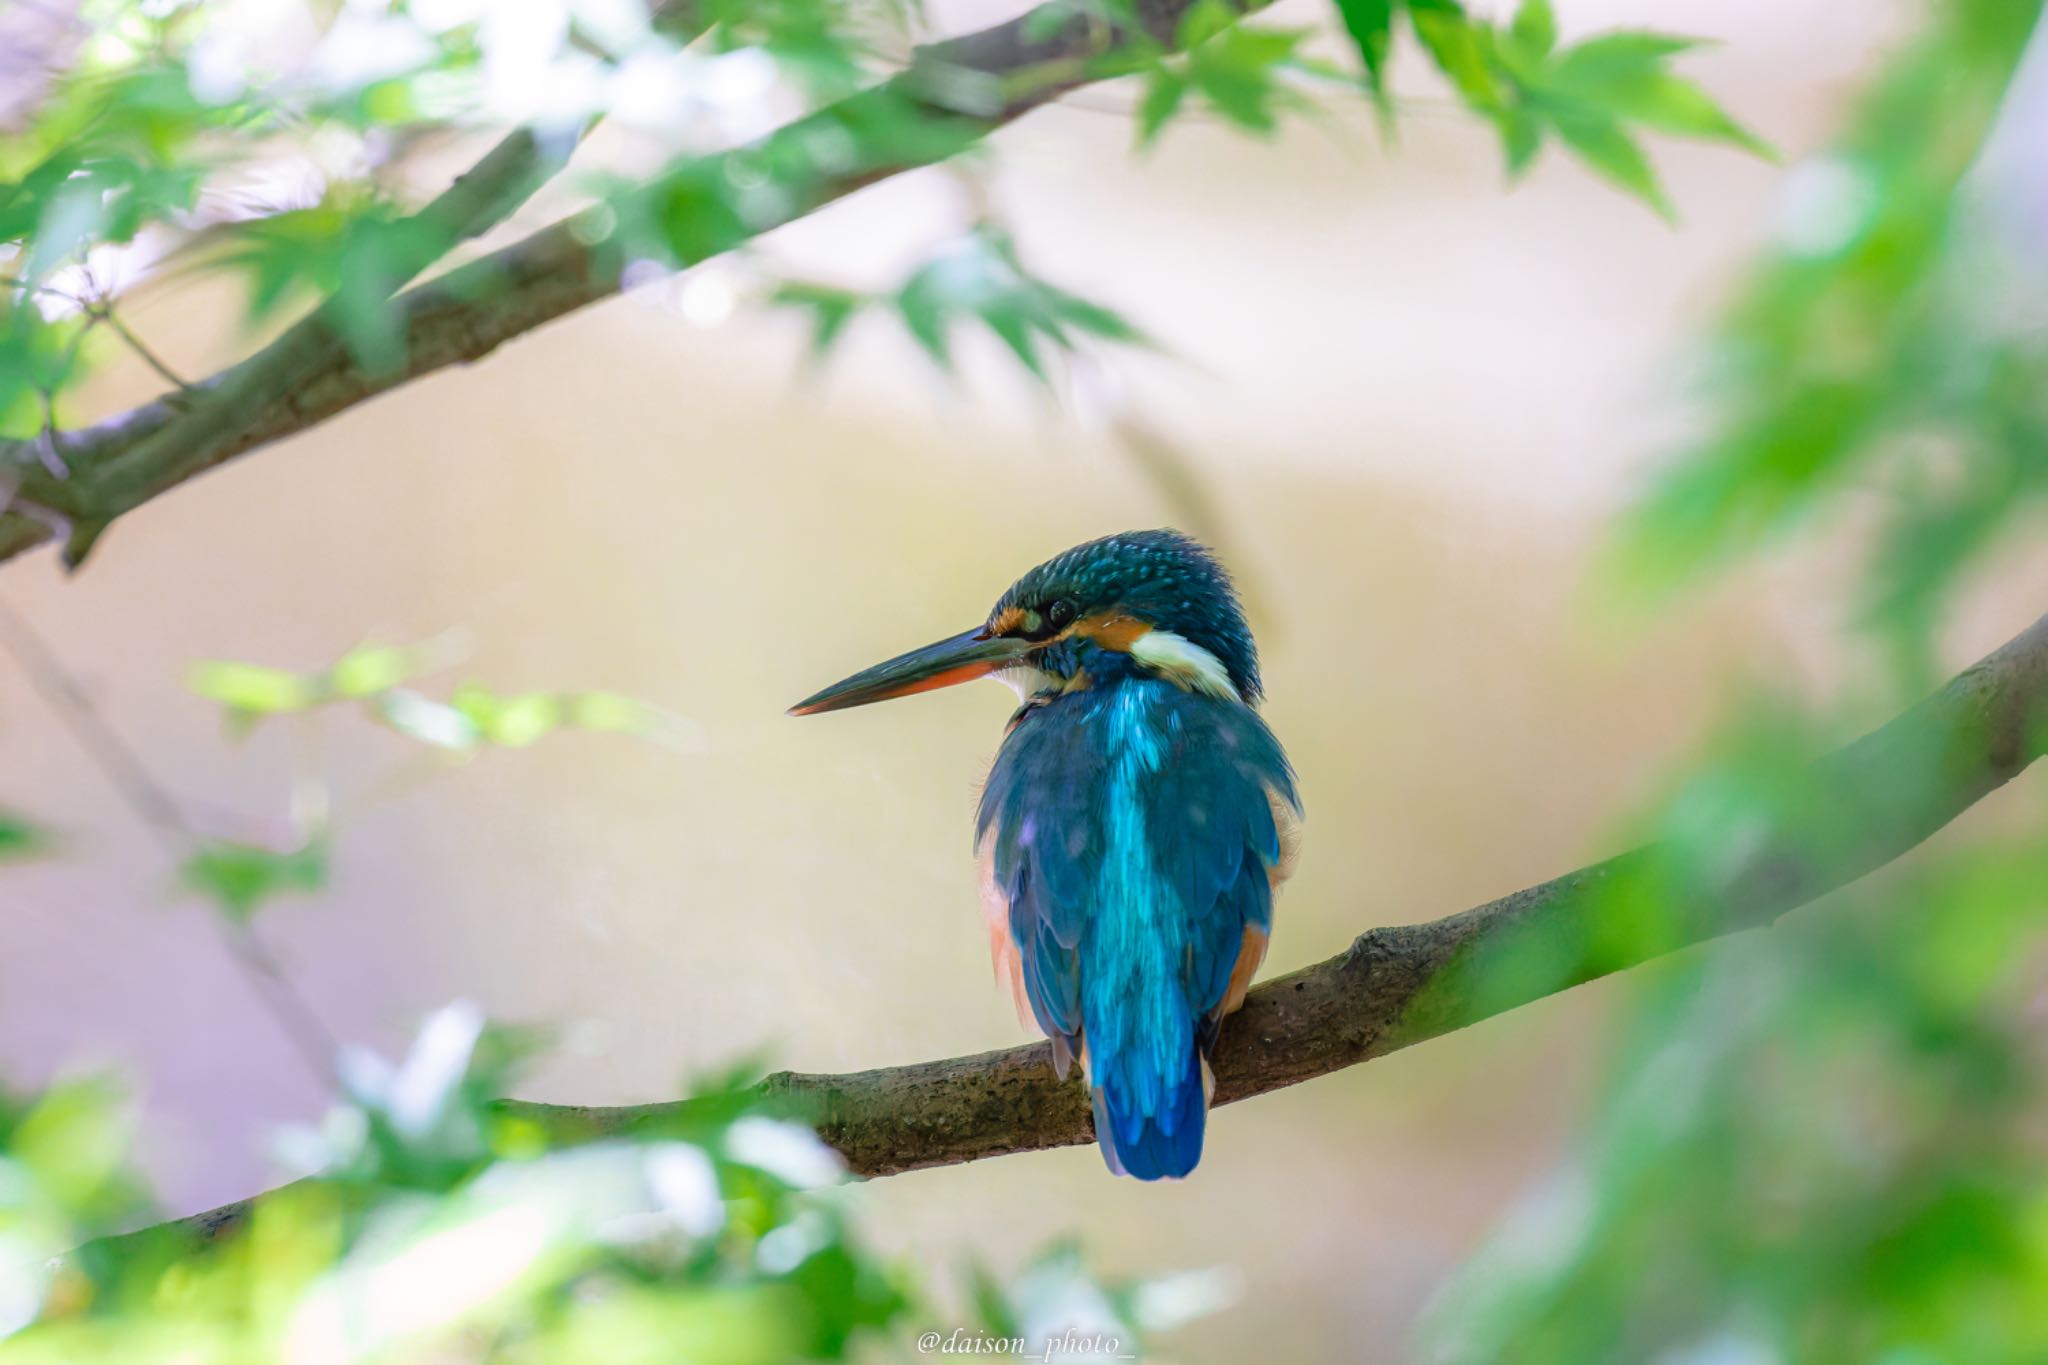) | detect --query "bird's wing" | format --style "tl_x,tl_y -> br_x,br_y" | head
1137,691 -> 1299,1036
976,698 -> 1110,1078
976,687 -> 1300,1073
